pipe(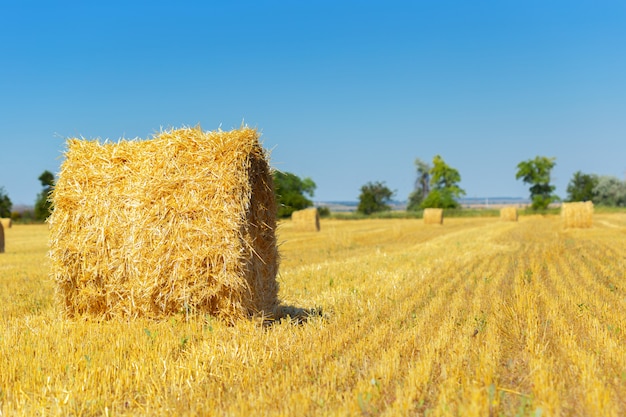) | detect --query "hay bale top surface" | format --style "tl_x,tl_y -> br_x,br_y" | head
49,126 -> 279,320
0,218 -> 11,229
